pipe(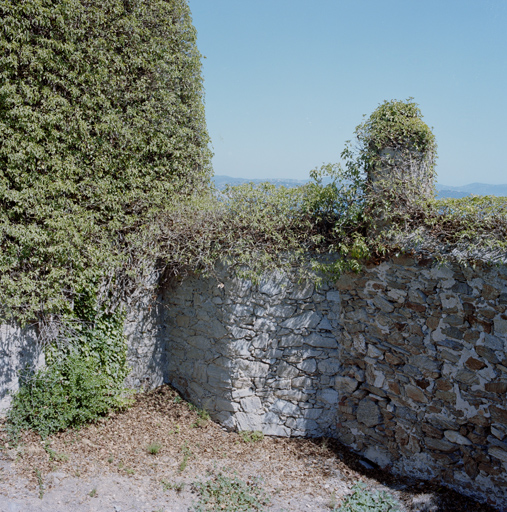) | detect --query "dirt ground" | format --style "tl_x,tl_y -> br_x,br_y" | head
0,385 -> 500,512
